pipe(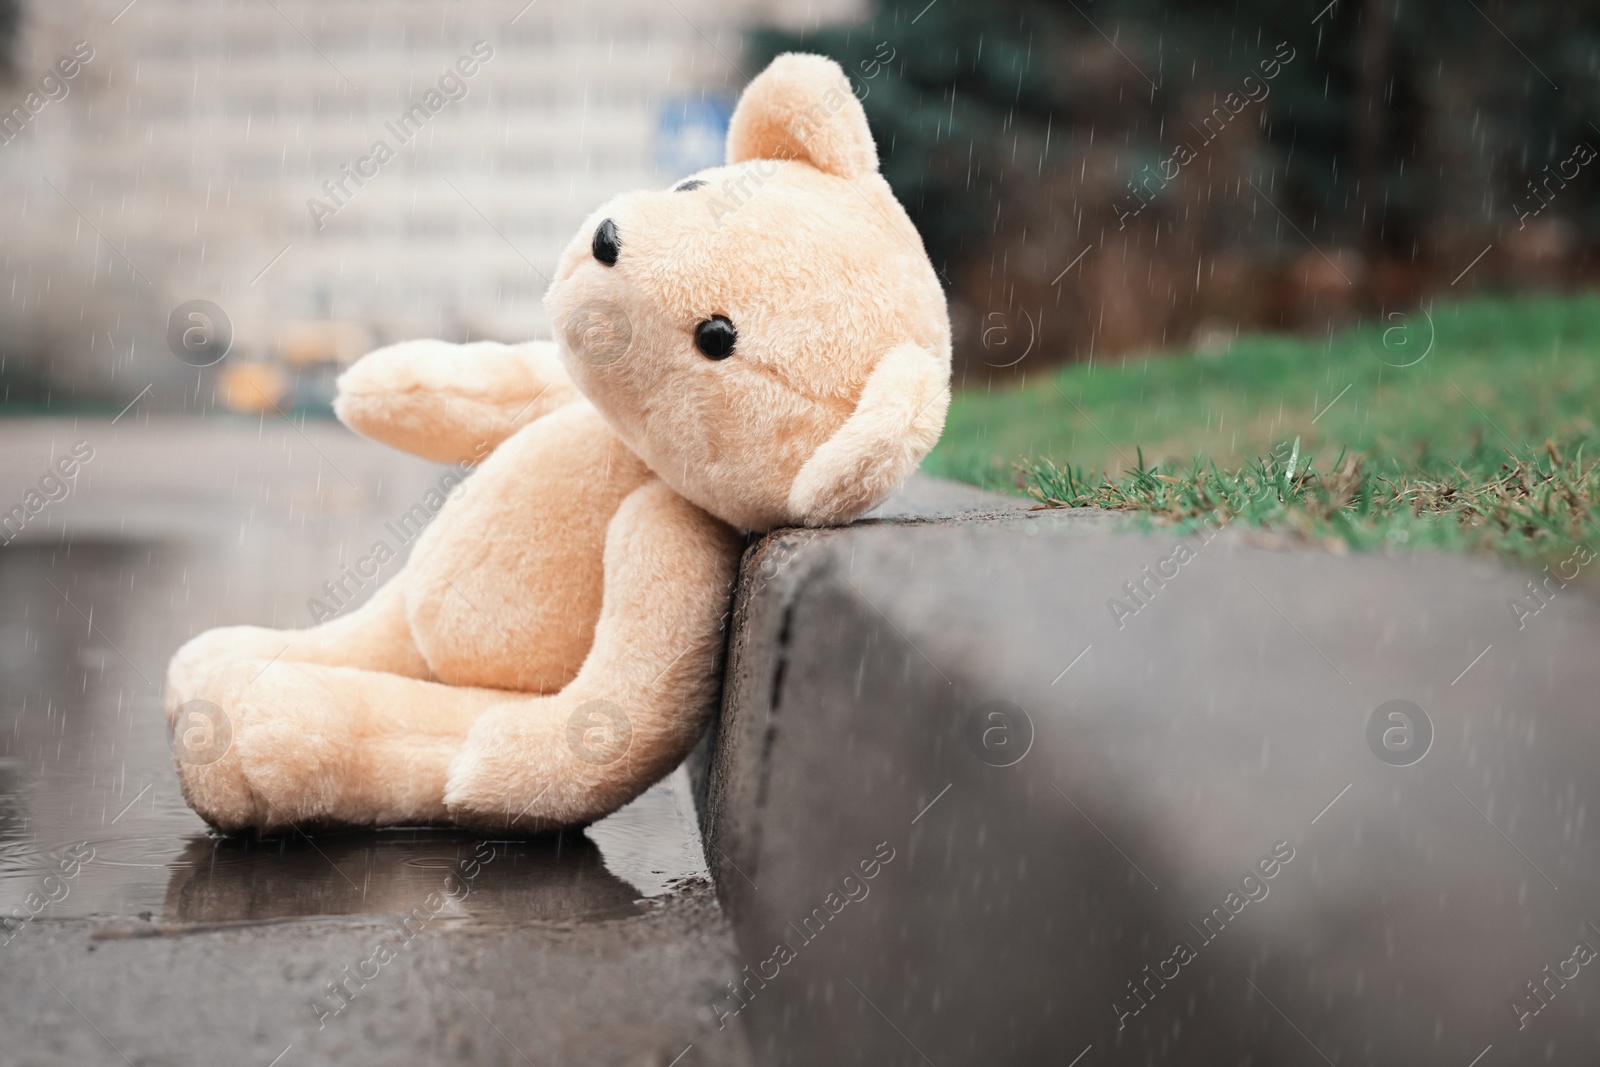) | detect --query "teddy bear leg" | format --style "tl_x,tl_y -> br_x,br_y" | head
175,656 -> 511,834
442,480 -> 742,832
166,578 -> 431,718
